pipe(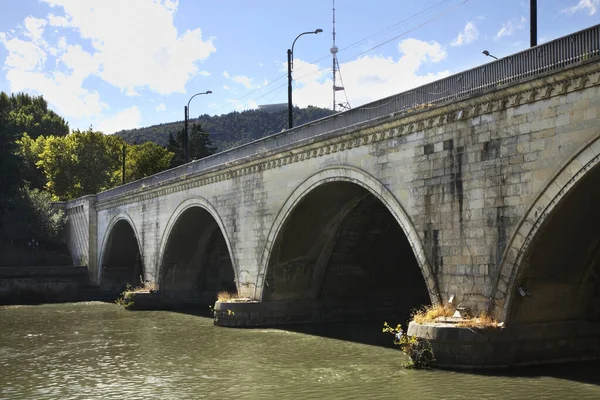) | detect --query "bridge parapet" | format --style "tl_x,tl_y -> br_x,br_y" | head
96,25 -> 600,203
